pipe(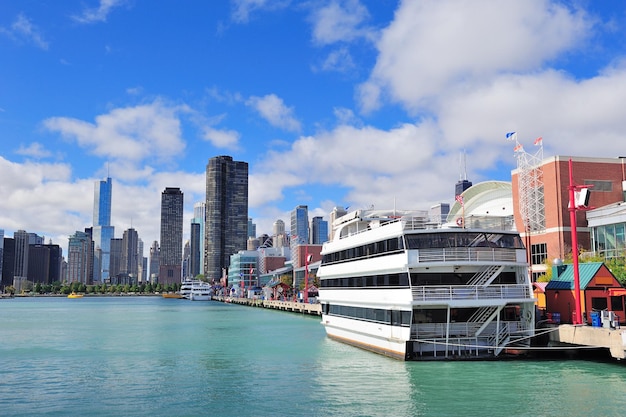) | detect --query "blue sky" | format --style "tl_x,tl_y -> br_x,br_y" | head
1,0 -> 626,255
